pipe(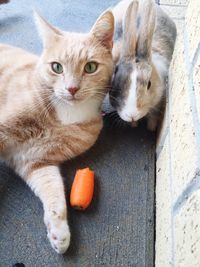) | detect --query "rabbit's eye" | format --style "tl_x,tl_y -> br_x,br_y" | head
136,58 -> 139,63
147,81 -> 151,90
114,65 -> 119,74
